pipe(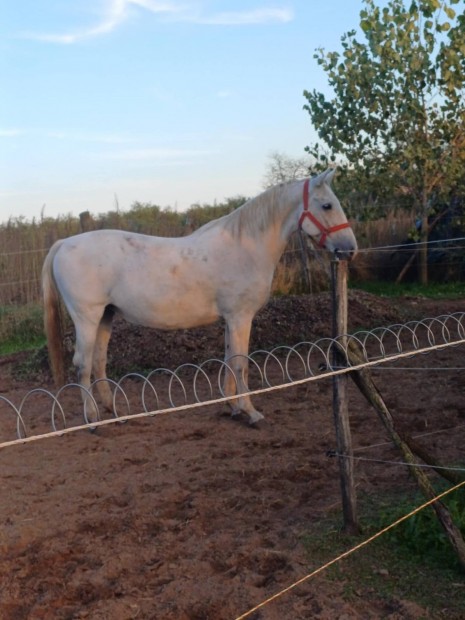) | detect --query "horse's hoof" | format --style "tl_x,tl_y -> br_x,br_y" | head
248,411 -> 264,425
